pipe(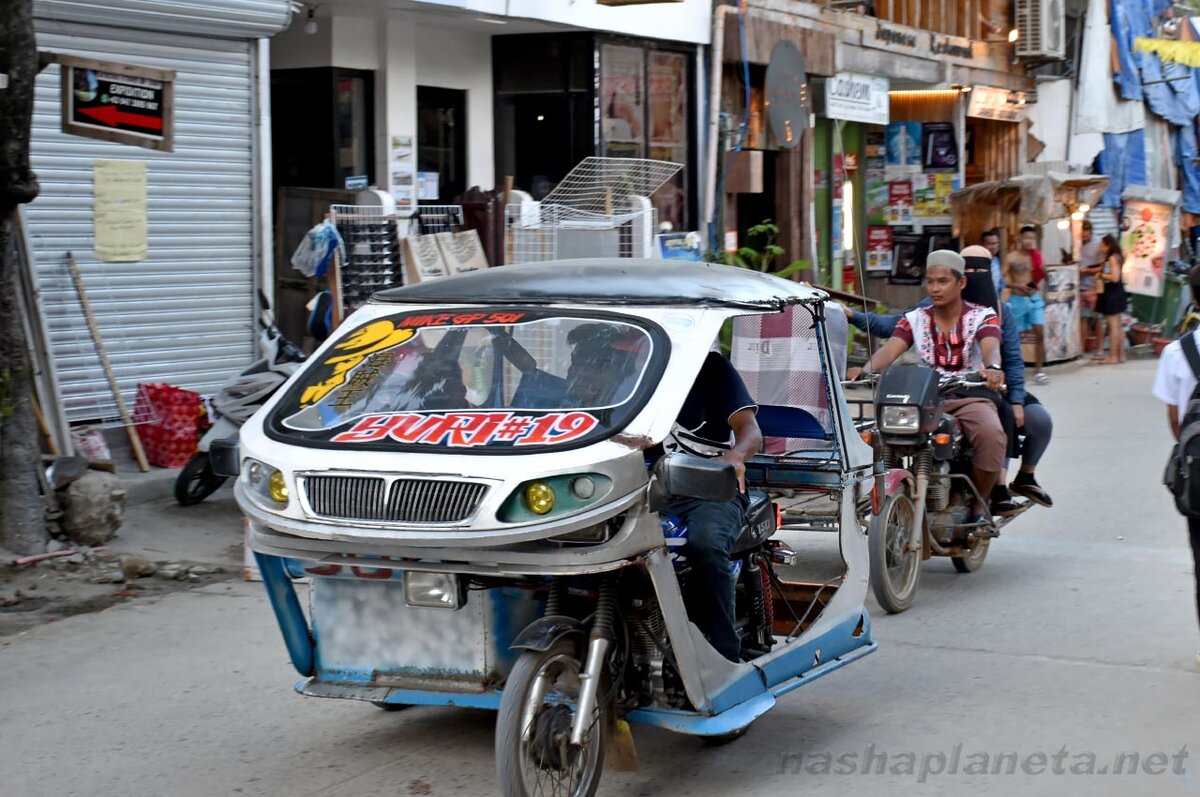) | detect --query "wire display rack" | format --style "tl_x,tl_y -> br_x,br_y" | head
505,157 -> 682,265
329,204 -> 402,312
